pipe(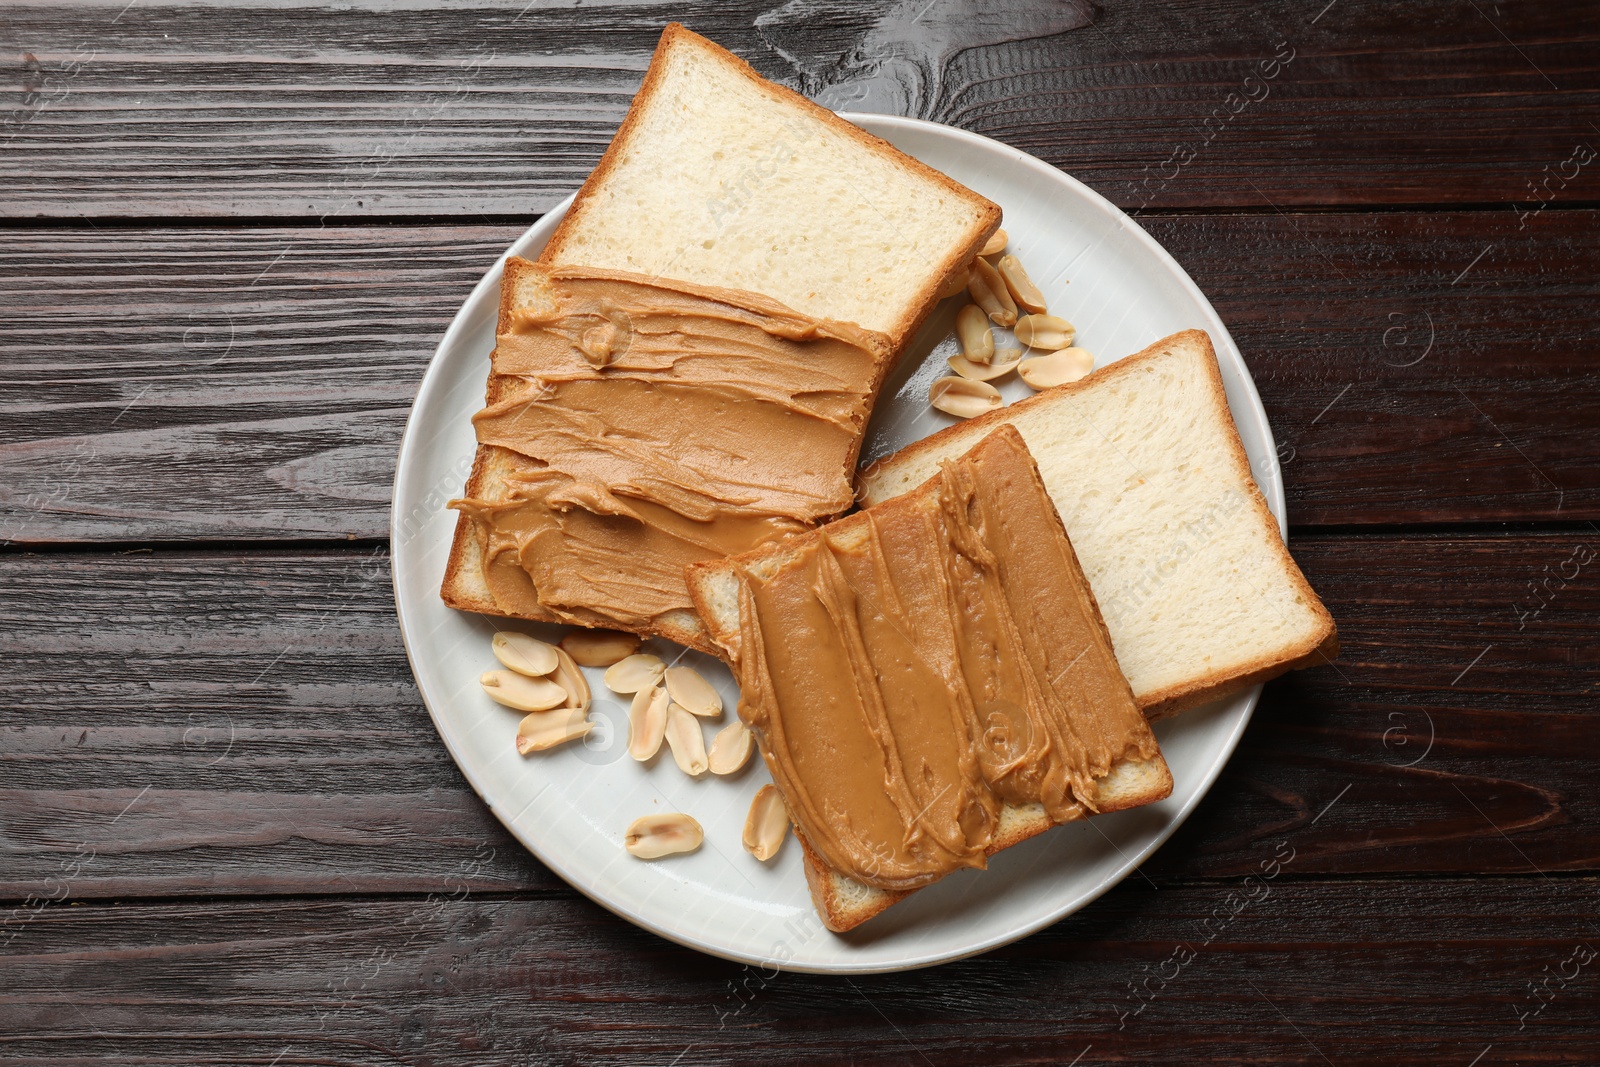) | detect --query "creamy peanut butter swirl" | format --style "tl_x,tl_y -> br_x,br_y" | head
451,264 -> 888,630
729,427 -> 1160,892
